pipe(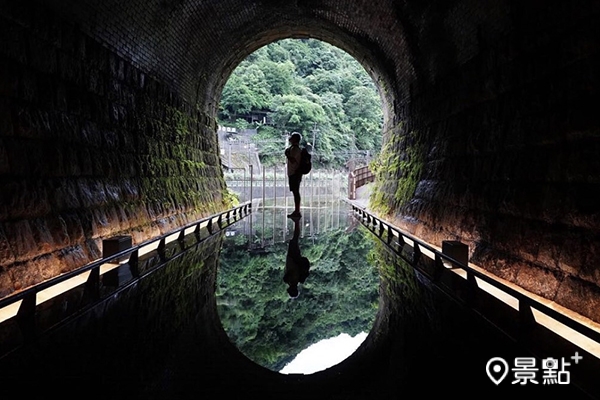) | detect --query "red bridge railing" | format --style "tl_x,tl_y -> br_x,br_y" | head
348,166 -> 374,200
